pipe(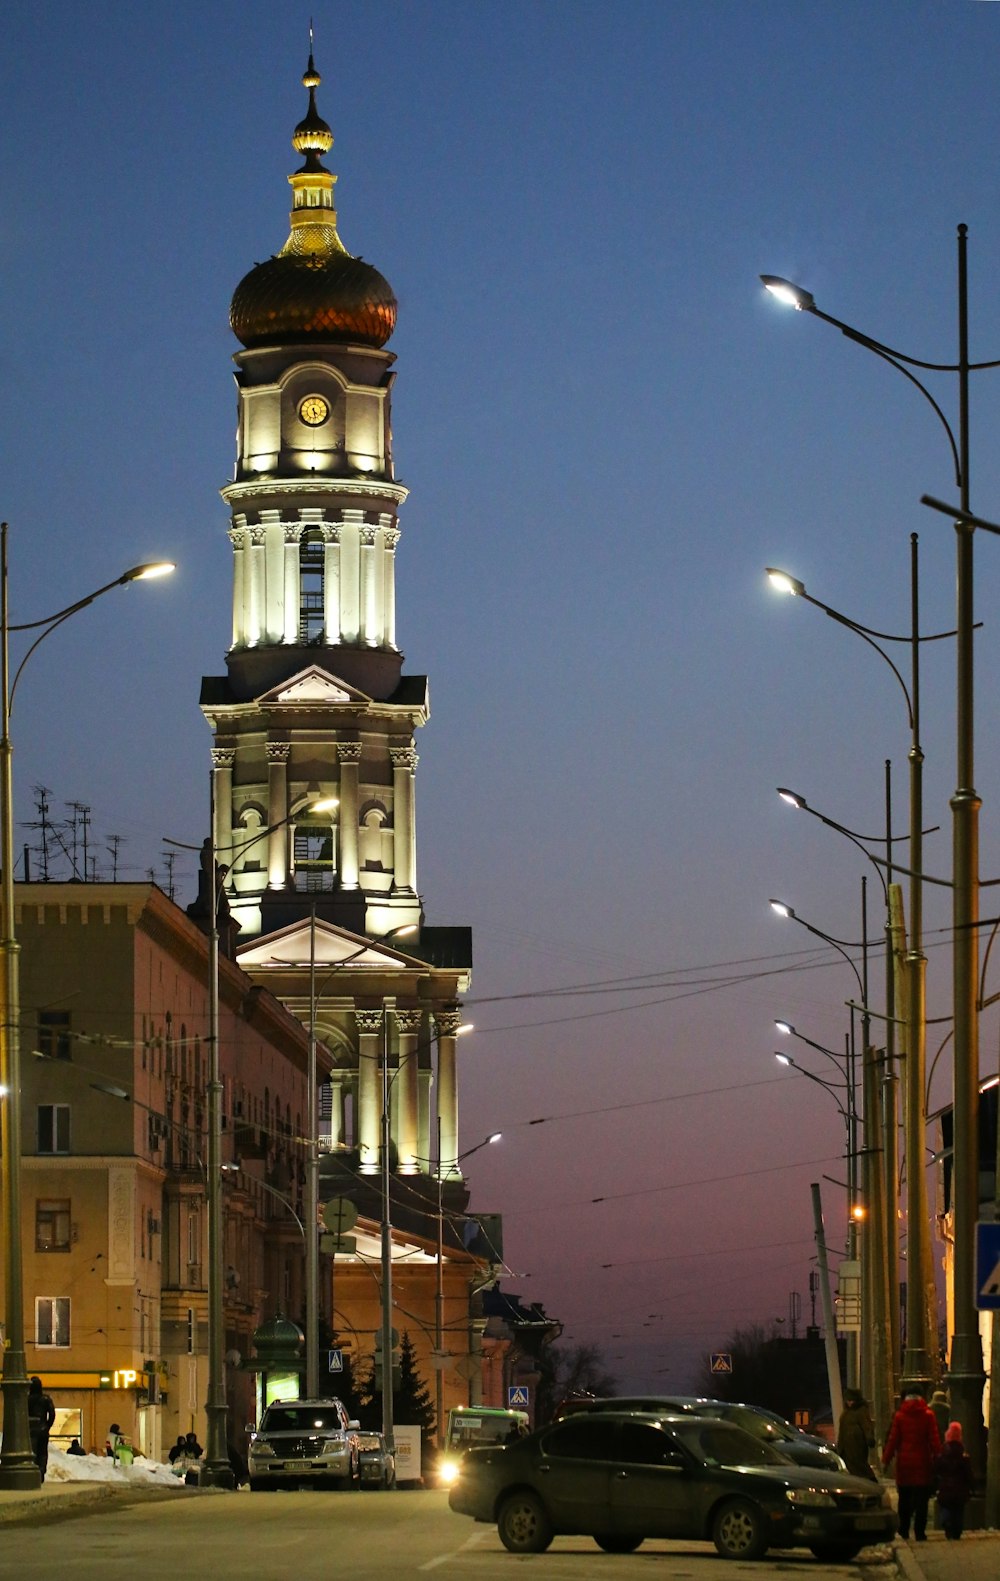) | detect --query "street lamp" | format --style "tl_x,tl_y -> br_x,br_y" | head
763,228 -> 1000,1469
165,792 -> 337,1488
0,525 -> 173,1489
